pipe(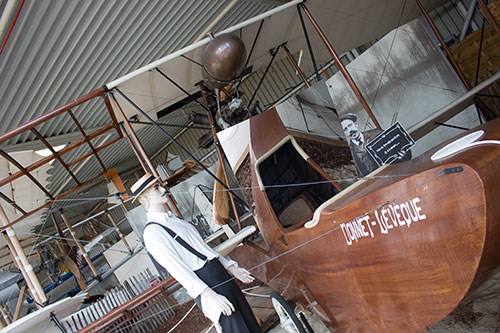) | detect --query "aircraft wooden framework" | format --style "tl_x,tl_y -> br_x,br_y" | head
1,0 -> 500,330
